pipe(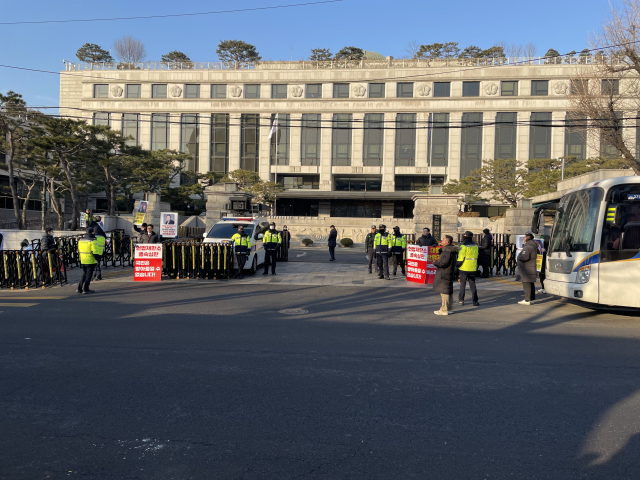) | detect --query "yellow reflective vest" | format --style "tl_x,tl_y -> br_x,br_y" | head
231,233 -> 251,253
263,230 -> 282,251
78,237 -> 99,265
457,243 -> 479,272
374,232 -> 391,253
389,234 -> 407,253
94,235 -> 106,256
